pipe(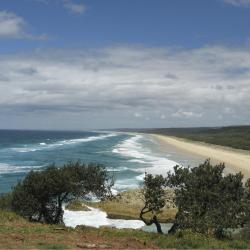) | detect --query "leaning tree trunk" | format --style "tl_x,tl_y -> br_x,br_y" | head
152,215 -> 163,234
140,206 -> 163,234
54,192 -> 69,224
168,222 -> 179,234
168,211 -> 180,234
